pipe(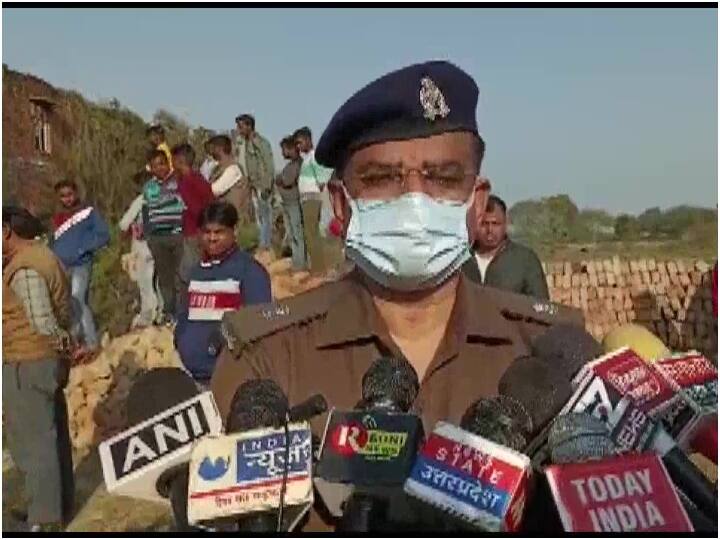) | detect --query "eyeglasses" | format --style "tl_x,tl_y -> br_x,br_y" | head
346,164 -> 477,200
